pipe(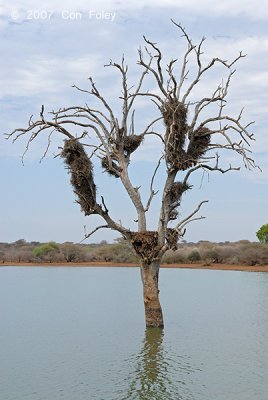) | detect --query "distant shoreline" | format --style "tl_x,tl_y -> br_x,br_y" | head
1,261 -> 268,272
